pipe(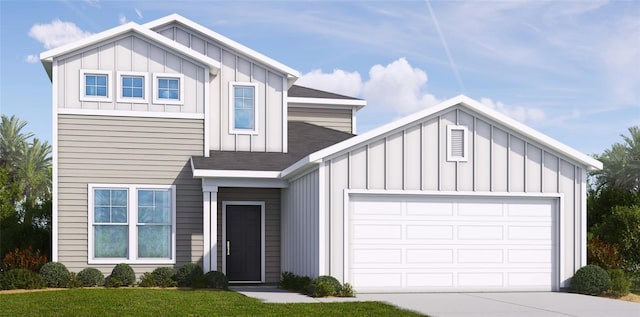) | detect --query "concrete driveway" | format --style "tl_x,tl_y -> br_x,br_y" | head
357,292 -> 640,317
